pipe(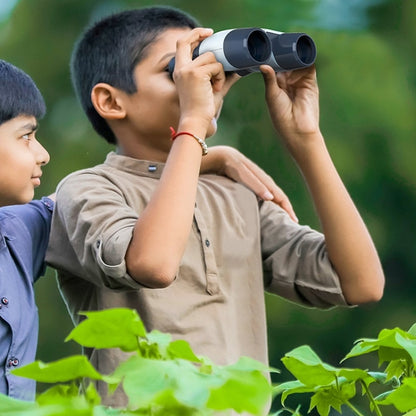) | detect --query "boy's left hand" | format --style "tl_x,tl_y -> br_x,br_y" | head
260,64 -> 320,152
